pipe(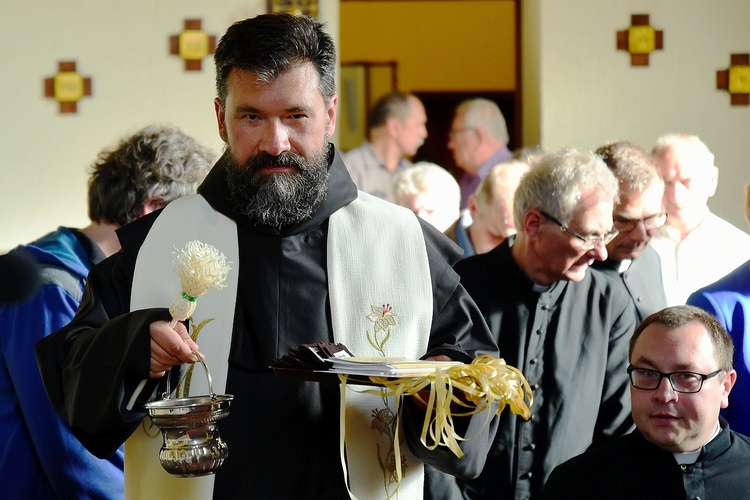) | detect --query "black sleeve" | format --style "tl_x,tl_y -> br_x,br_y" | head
34,213 -> 169,458
402,219 -> 501,479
